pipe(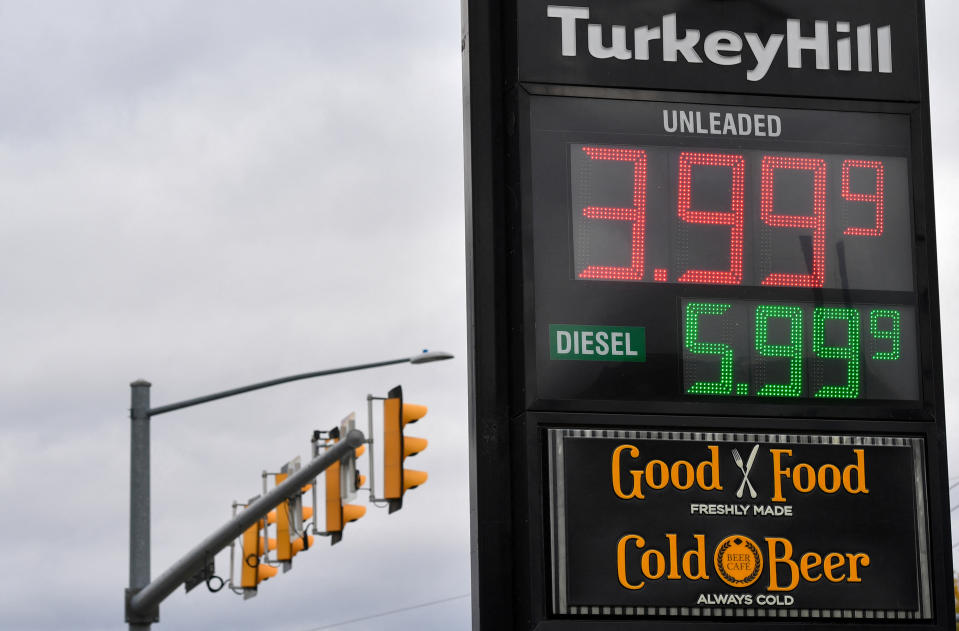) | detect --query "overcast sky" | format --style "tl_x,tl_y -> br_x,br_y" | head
0,2 -> 958,630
